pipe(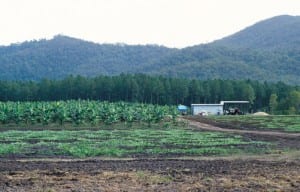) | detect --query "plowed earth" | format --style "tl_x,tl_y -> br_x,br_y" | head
0,158 -> 299,192
1,117 -> 299,192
